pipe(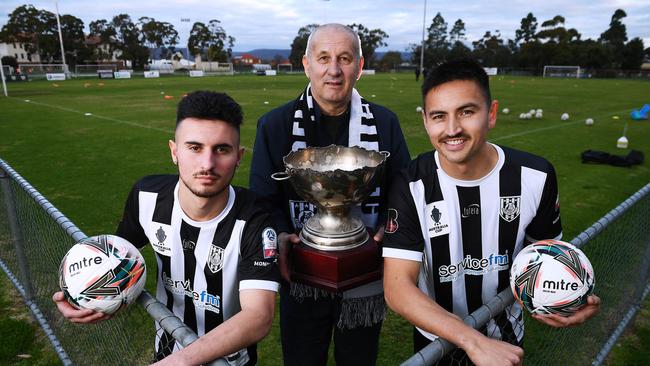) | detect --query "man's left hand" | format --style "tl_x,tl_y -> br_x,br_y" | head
373,226 -> 385,243
532,295 -> 600,328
